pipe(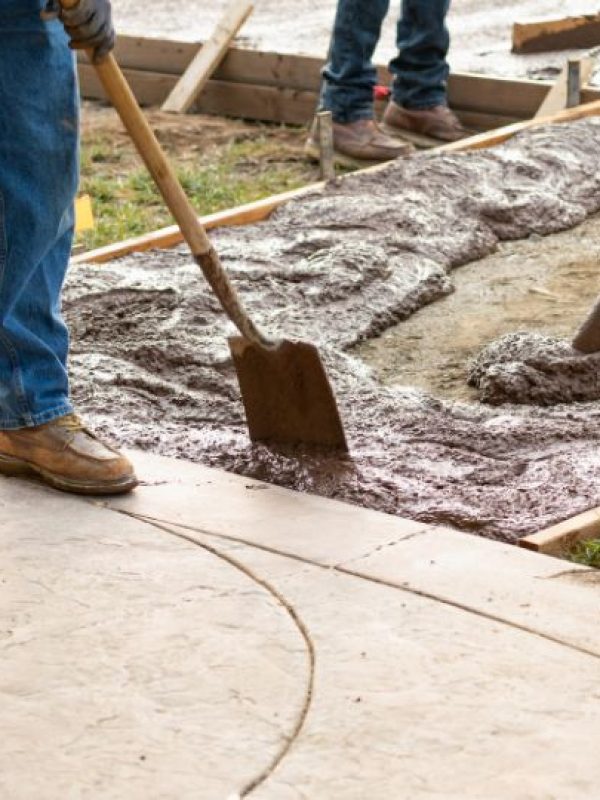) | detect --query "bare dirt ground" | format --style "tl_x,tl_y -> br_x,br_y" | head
78,103 -> 319,249
80,104 -> 312,174
112,0 -> 600,79
357,215 -> 600,402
